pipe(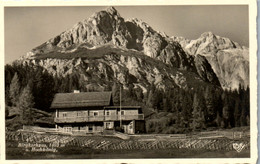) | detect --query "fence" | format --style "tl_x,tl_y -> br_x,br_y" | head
197,131 -> 249,139
21,125 -> 249,140
22,126 -> 58,133
130,131 -> 249,140
6,131 -> 250,153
